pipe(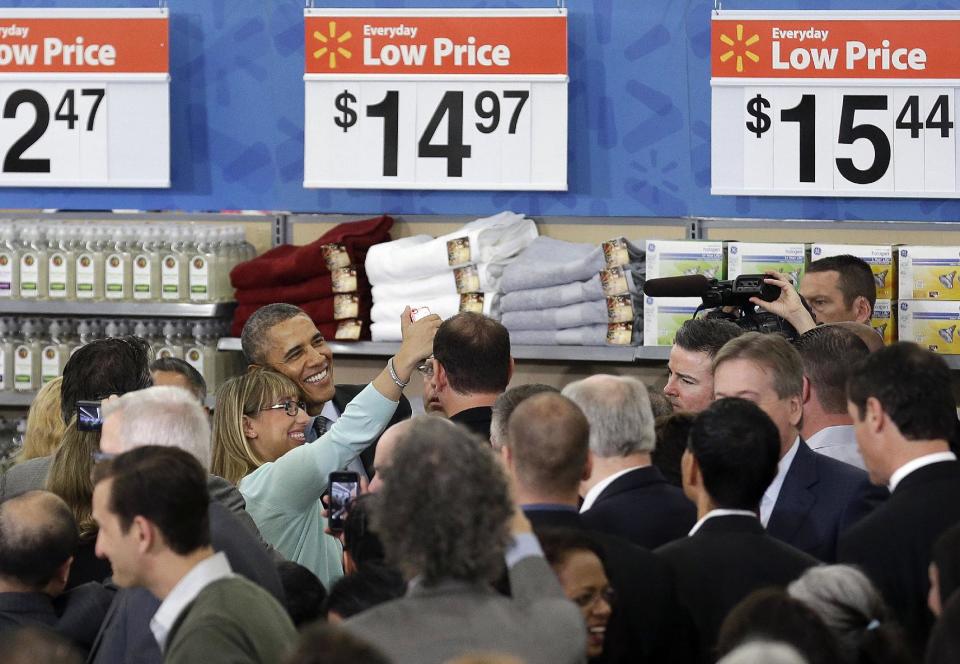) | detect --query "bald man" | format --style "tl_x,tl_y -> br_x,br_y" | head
367,420 -> 412,494
0,491 -> 112,654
